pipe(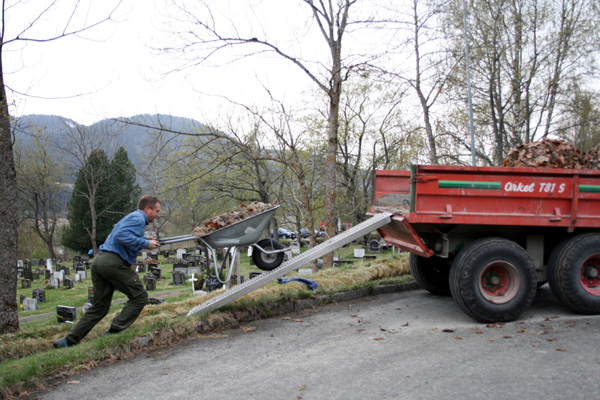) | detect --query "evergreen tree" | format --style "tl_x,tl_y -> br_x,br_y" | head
62,148 -> 140,254
109,146 -> 141,221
